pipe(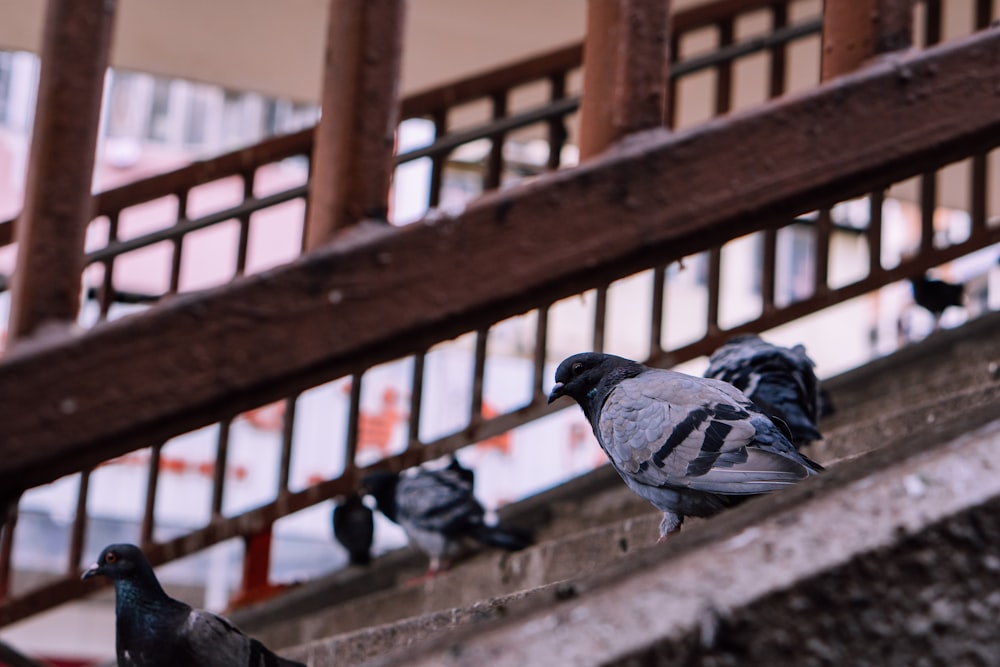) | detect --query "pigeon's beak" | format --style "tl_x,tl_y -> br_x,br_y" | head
81,563 -> 101,581
547,382 -> 565,404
